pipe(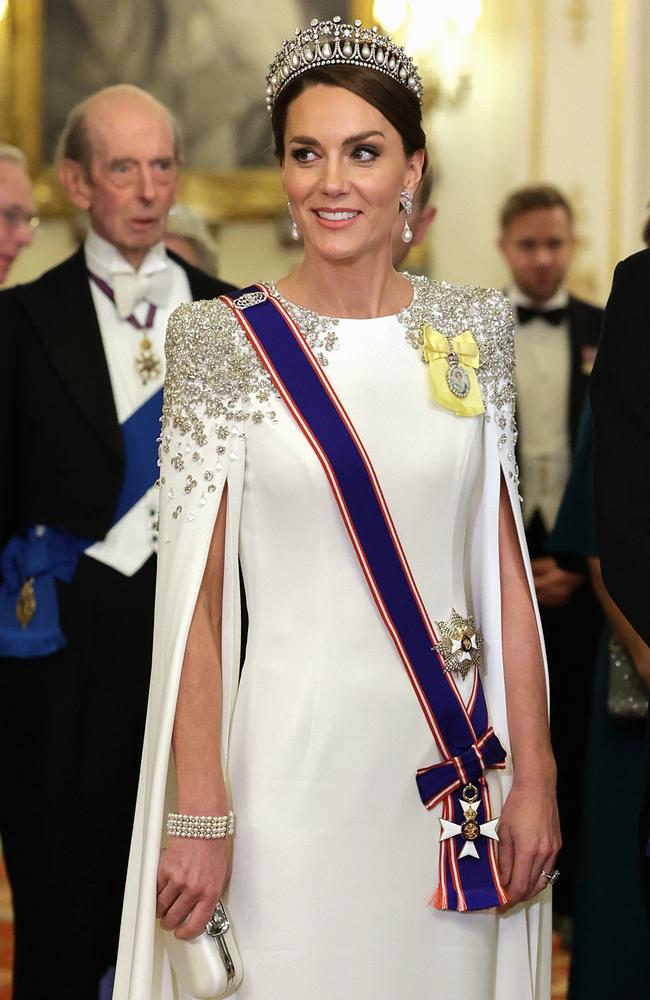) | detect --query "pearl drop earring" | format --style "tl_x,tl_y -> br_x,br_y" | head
400,190 -> 414,244
287,201 -> 300,241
